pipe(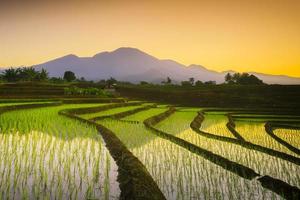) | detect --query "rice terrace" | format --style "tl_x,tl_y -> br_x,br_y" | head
1,1 -> 300,199
0,80 -> 299,200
